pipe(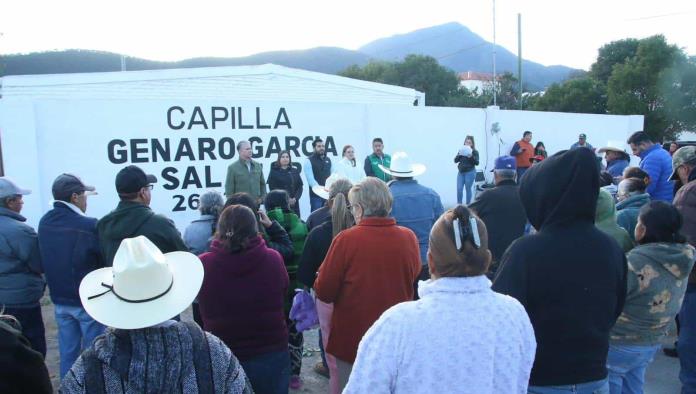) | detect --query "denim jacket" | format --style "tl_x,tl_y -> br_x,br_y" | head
389,180 -> 444,264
